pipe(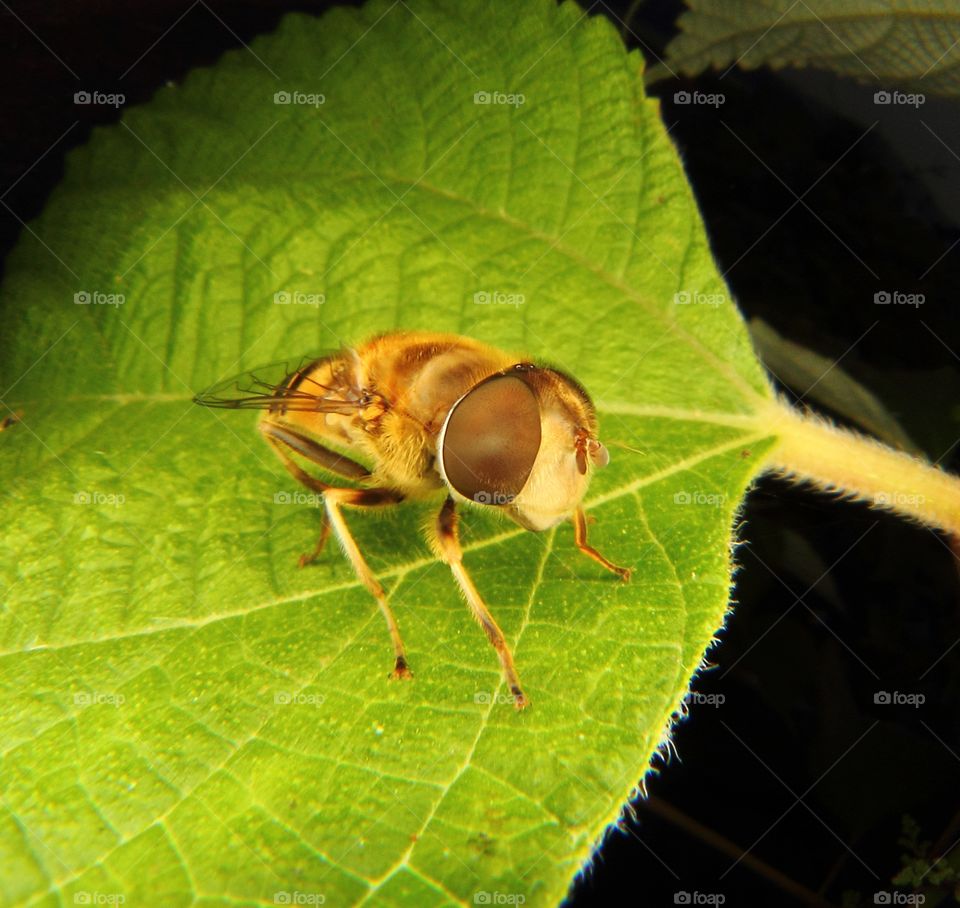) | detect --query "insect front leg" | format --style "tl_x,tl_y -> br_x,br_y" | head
260,420 -> 369,565
323,487 -> 411,680
431,496 -> 528,710
259,420 -> 412,680
573,507 -> 631,581
260,419 -> 371,487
